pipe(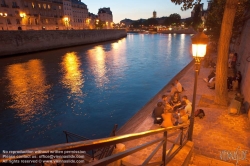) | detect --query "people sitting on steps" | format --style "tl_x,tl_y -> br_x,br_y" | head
170,82 -> 177,96
175,79 -> 183,93
227,71 -> 241,91
204,69 -> 216,83
160,110 -> 175,128
207,77 -> 215,89
169,92 -> 182,111
161,95 -> 173,113
152,101 -> 164,124
172,109 -> 189,126
181,95 -> 192,118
